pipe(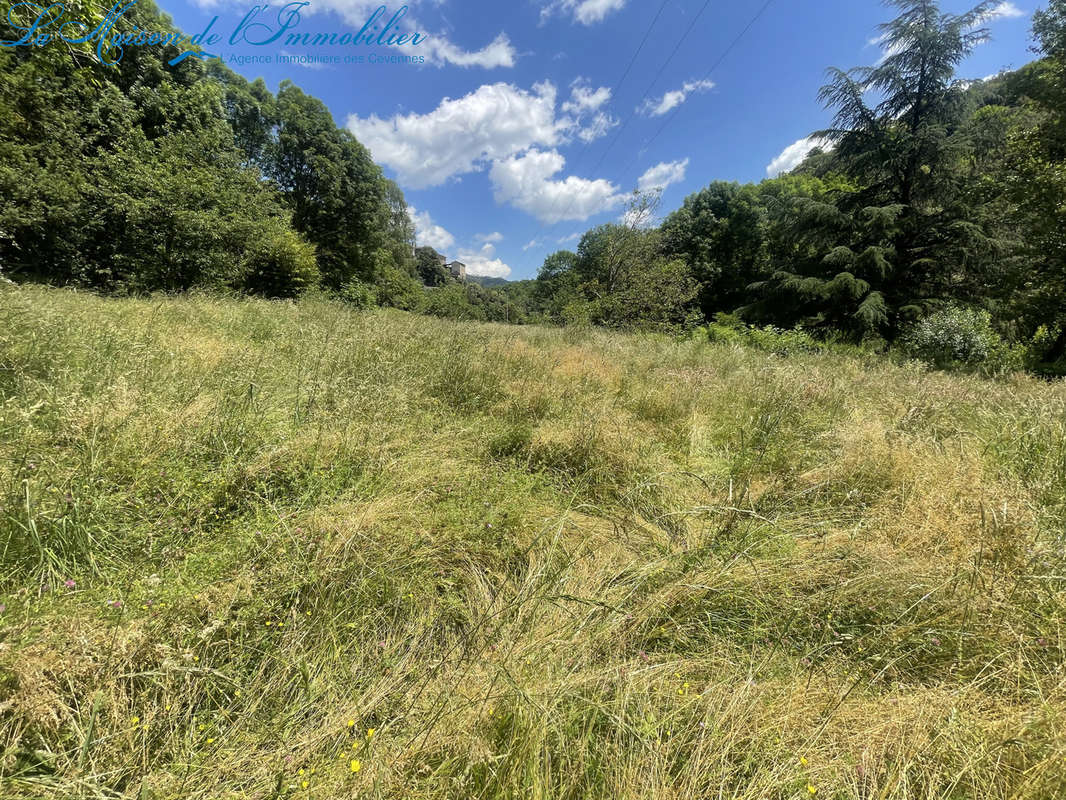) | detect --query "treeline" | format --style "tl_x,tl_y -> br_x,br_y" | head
515,0 -> 1066,372
0,0 -> 420,299
2,0 -> 1064,371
